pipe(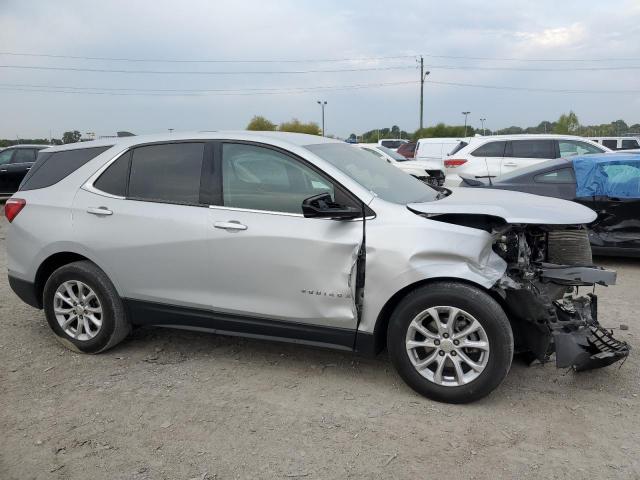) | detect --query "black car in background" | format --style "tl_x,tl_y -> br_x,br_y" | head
460,153 -> 640,257
0,145 -> 49,195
